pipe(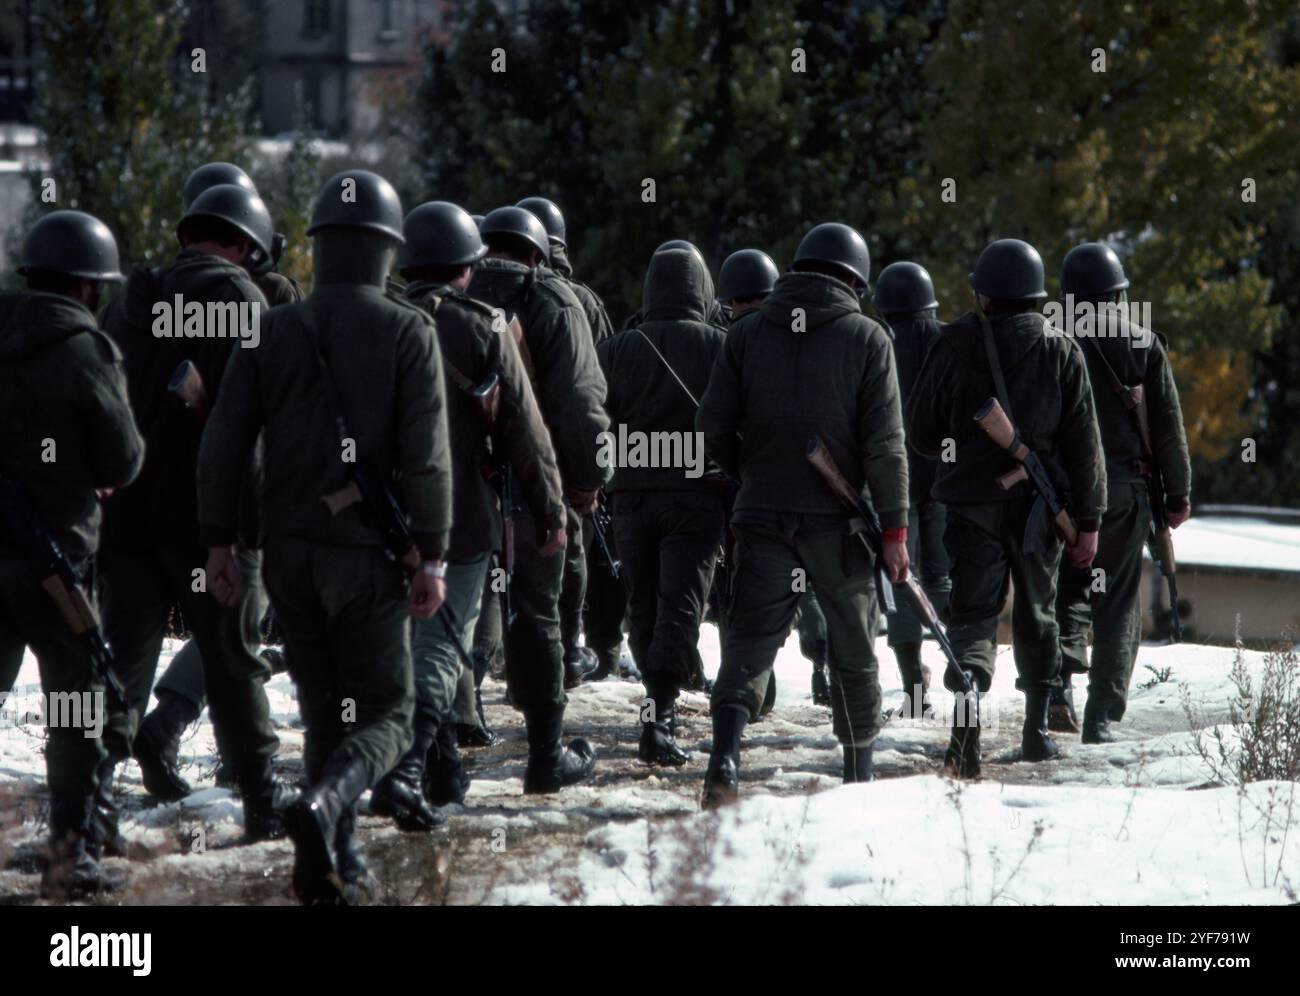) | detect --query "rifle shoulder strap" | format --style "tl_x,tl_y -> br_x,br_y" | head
634,327 -> 700,409
979,312 -> 1015,423
296,304 -> 353,451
